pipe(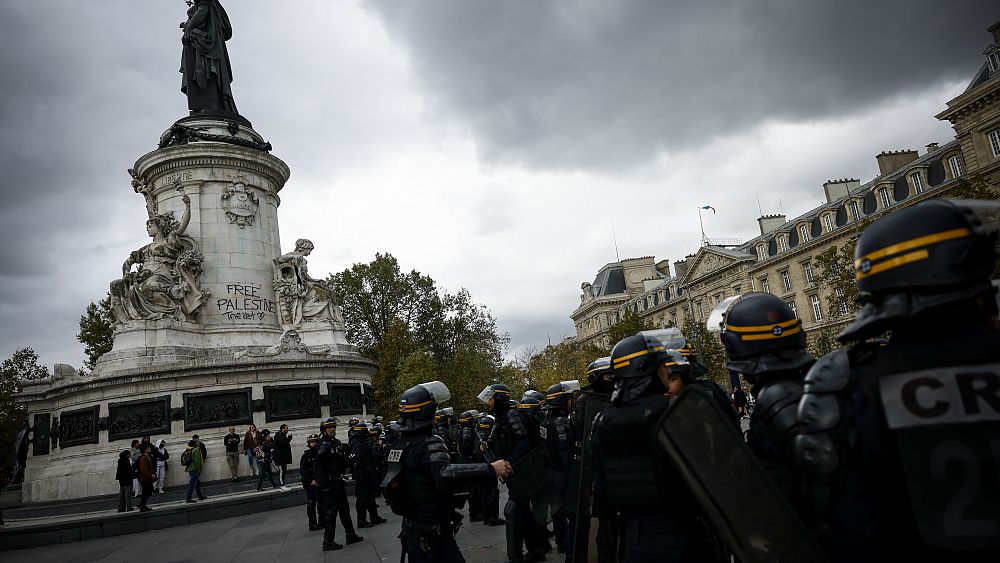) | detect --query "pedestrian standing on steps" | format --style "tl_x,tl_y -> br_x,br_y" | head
256,429 -> 280,491
130,439 -> 141,498
243,424 -> 260,477
183,437 -> 207,503
116,449 -> 134,512
154,439 -> 169,493
224,426 -> 241,482
273,424 -> 293,486
137,446 -> 158,512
